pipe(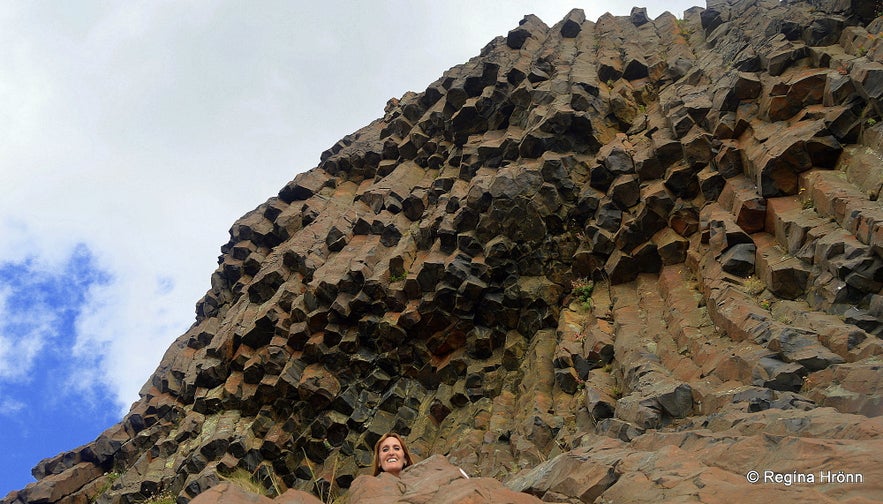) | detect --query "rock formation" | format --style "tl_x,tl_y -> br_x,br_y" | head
4,0 -> 883,503
344,455 -> 543,504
